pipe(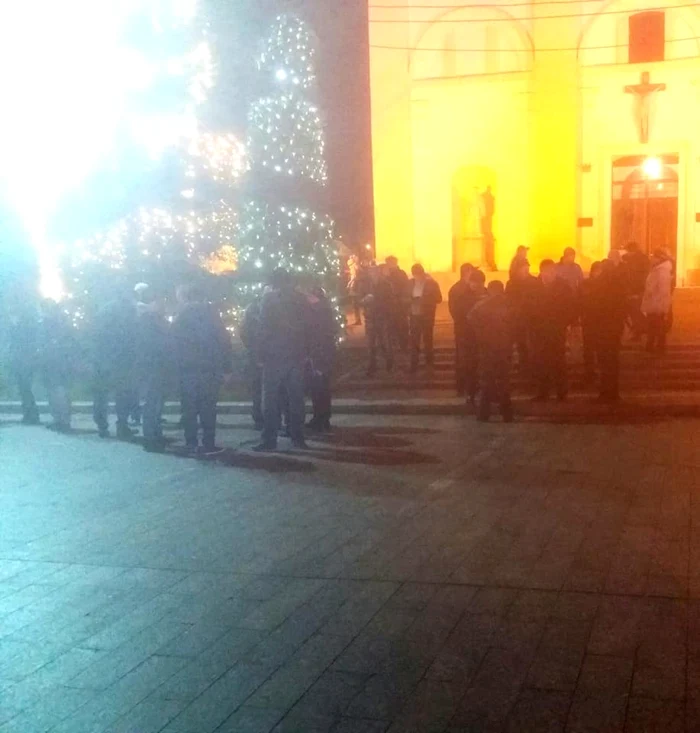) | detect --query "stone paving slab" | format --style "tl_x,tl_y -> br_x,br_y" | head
5,413 -> 700,731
